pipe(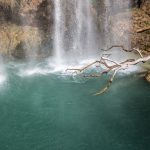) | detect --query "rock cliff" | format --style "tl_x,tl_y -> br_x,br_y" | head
0,0 -> 149,58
